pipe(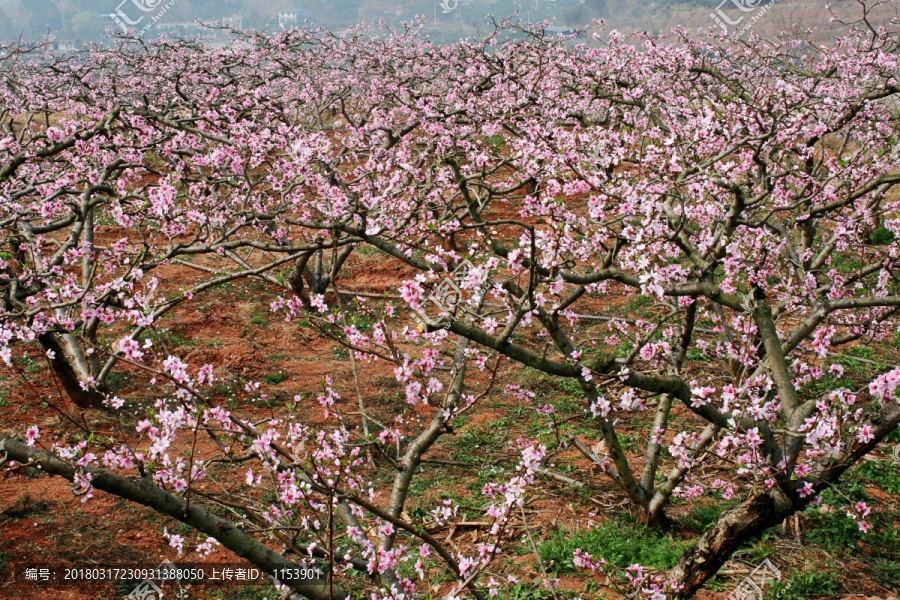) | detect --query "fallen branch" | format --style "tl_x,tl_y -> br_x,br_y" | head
0,434 -> 346,600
